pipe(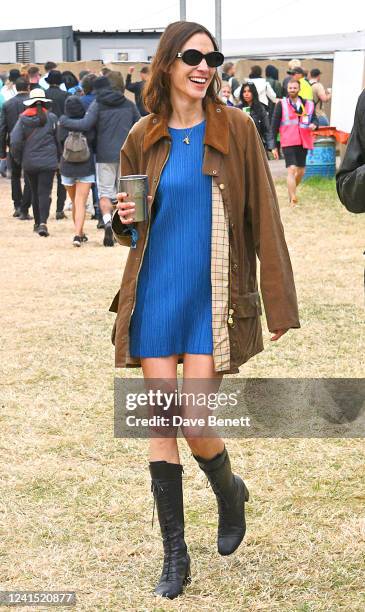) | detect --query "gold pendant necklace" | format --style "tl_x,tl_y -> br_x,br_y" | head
182,127 -> 194,145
